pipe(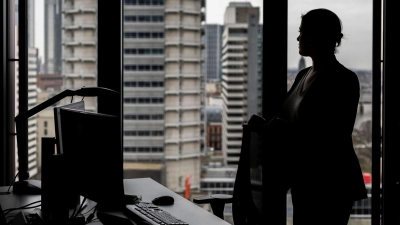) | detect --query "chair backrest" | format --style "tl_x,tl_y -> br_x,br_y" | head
232,123 -> 263,224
